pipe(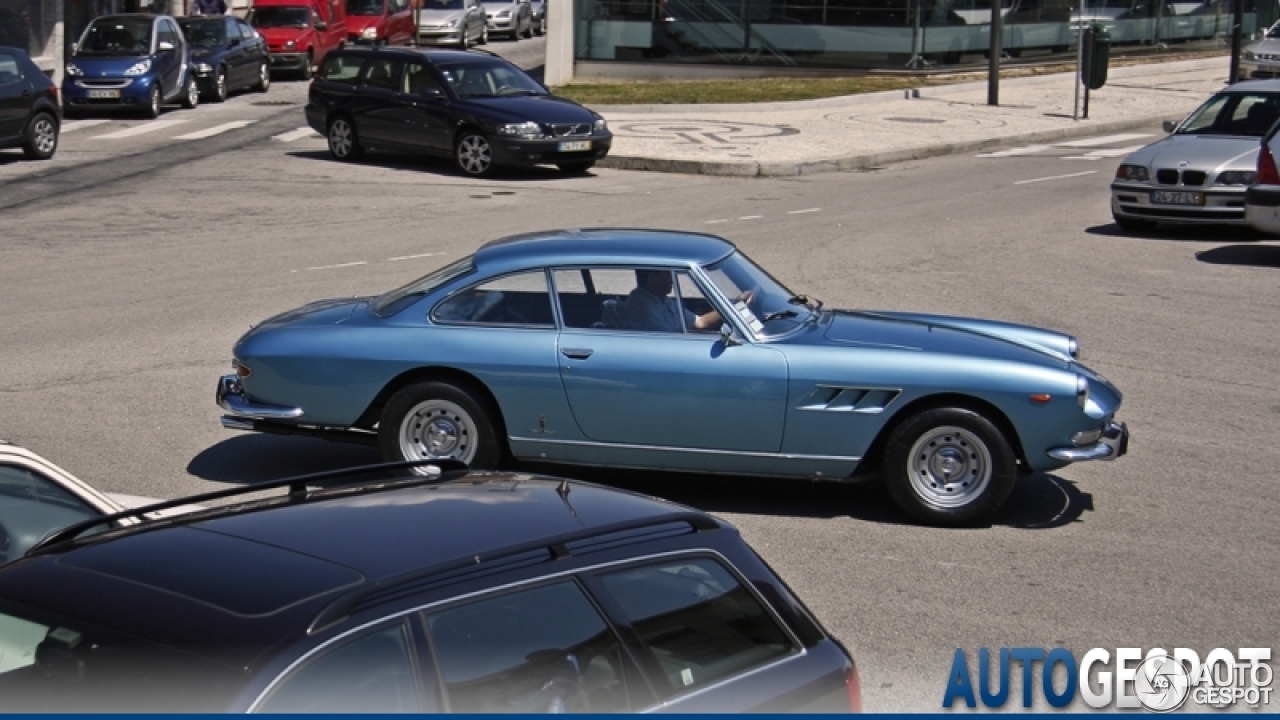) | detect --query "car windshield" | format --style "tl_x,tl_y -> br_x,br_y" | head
178,20 -> 226,46
75,18 -> 154,56
372,257 -> 475,316
346,0 -> 385,15
439,62 -> 547,99
0,601 -> 243,711
250,6 -> 311,27
701,251 -> 818,338
1176,91 -> 1280,137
